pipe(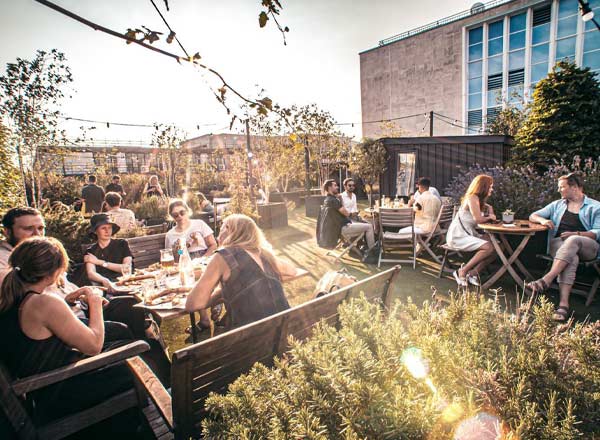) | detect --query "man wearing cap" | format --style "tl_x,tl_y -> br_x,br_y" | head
85,213 -> 133,288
